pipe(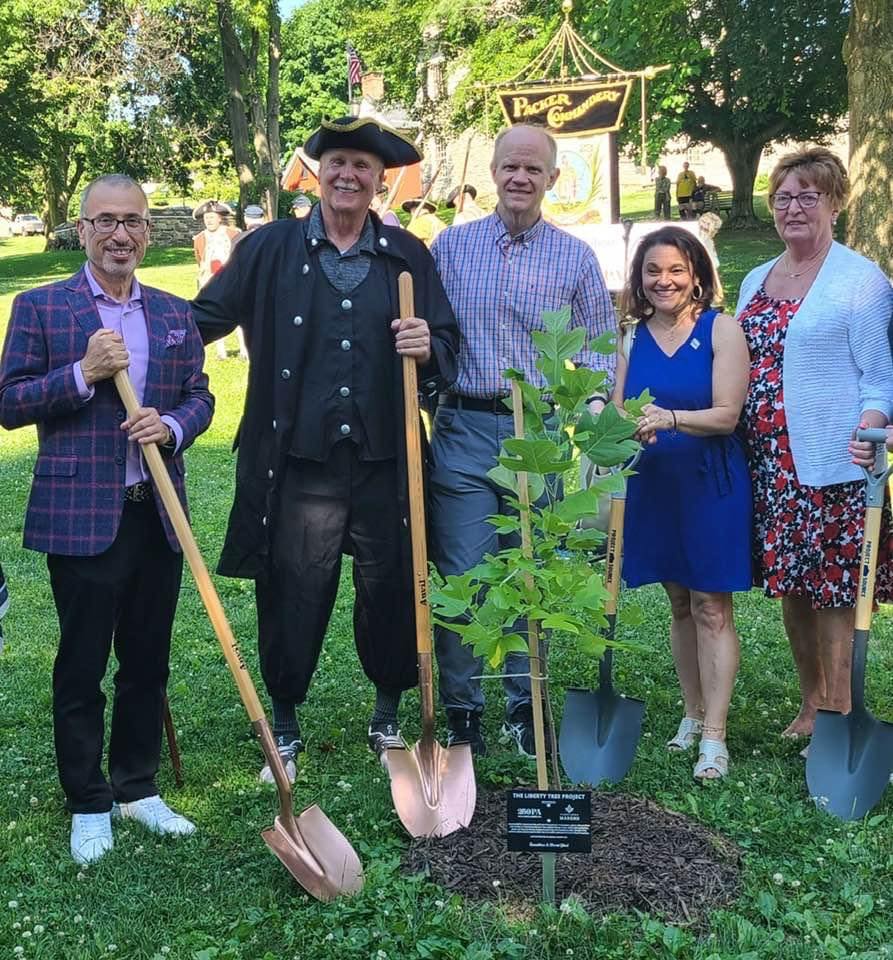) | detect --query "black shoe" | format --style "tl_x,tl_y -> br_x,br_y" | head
367,720 -> 404,760
501,703 -> 552,758
445,709 -> 486,756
